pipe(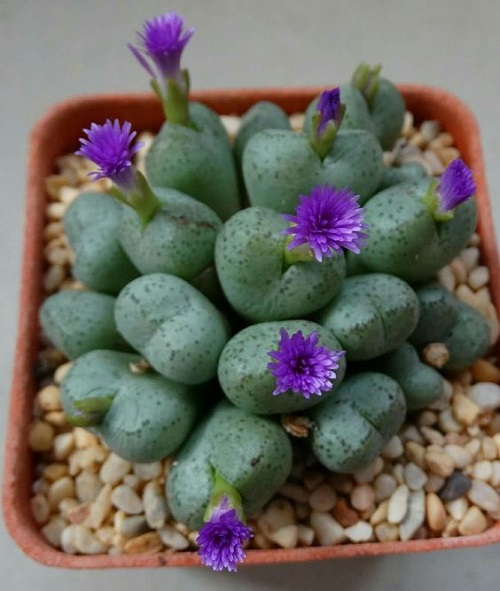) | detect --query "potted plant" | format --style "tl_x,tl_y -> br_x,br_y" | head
3,11 -> 500,571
